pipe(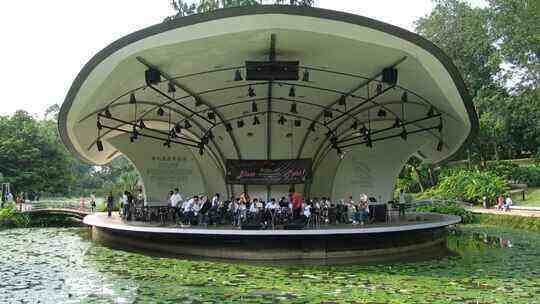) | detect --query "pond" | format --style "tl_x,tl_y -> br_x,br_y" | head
0,225 -> 539,303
